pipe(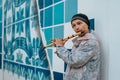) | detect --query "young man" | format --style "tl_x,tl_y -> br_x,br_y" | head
54,13 -> 100,80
